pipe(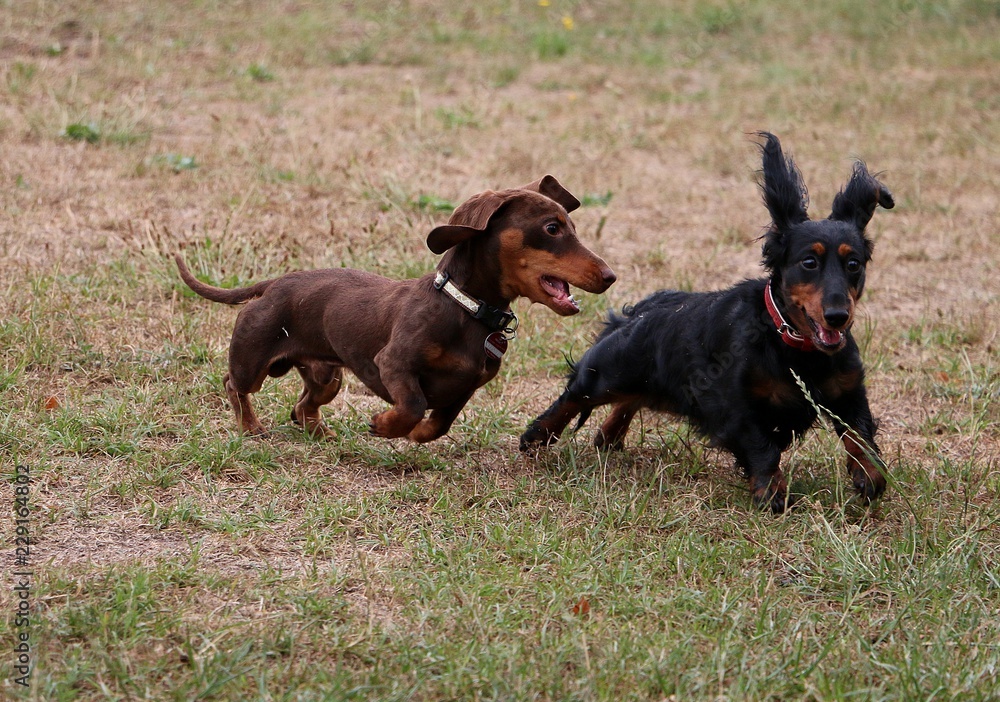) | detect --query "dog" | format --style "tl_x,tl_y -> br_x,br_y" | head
520,134 -> 894,513
176,175 -> 616,442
